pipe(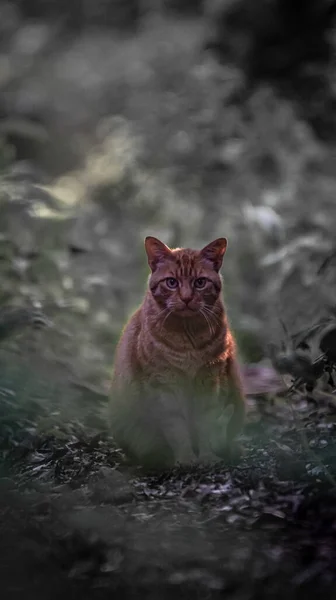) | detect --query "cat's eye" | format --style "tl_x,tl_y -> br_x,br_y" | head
194,277 -> 207,289
166,277 -> 178,289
